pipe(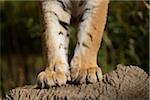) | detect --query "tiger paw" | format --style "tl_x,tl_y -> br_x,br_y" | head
71,66 -> 103,84
37,70 -> 67,88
